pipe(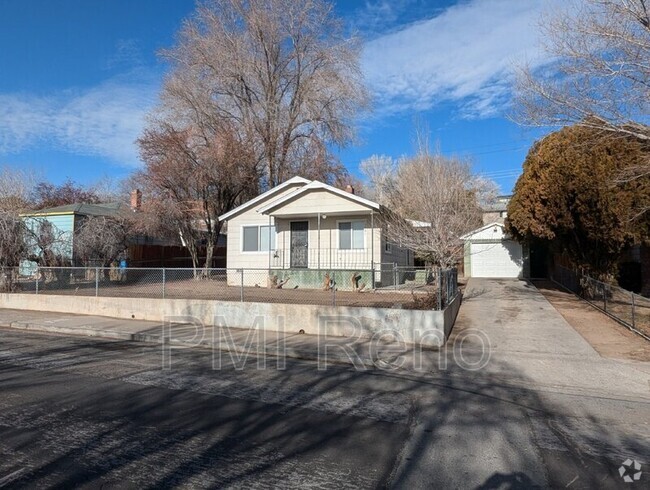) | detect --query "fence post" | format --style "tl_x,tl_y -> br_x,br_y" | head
437,267 -> 442,310
35,267 -> 39,295
445,269 -> 451,304
240,269 -> 244,303
603,283 -> 607,312
394,263 -> 398,290
452,269 -> 457,299
631,292 -> 636,328
95,267 -> 99,297
333,273 -> 336,307
162,268 -> 166,299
